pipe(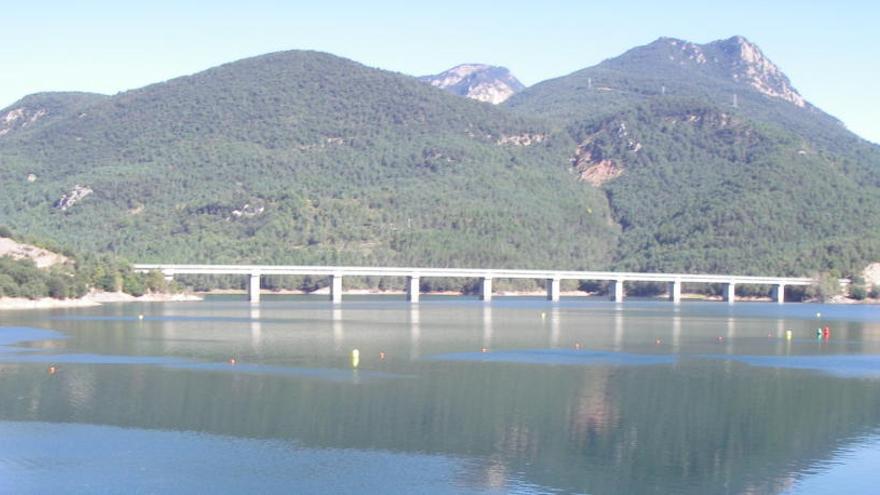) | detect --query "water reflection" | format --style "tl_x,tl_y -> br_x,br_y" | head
613,311 -> 624,352
1,299 -> 880,494
482,305 -> 493,350
332,308 -> 343,351
409,306 -> 420,360
250,307 -> 261,353
726,317 -> 736,354
672,314 -> 682,352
